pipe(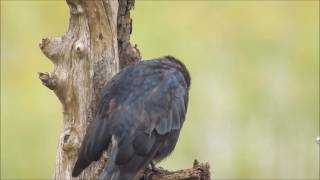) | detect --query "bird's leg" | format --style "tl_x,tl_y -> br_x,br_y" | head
149,161 -> 156,172
149,161 -> 162,173
142,161 -> 160,179
142,163 -> 153,180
